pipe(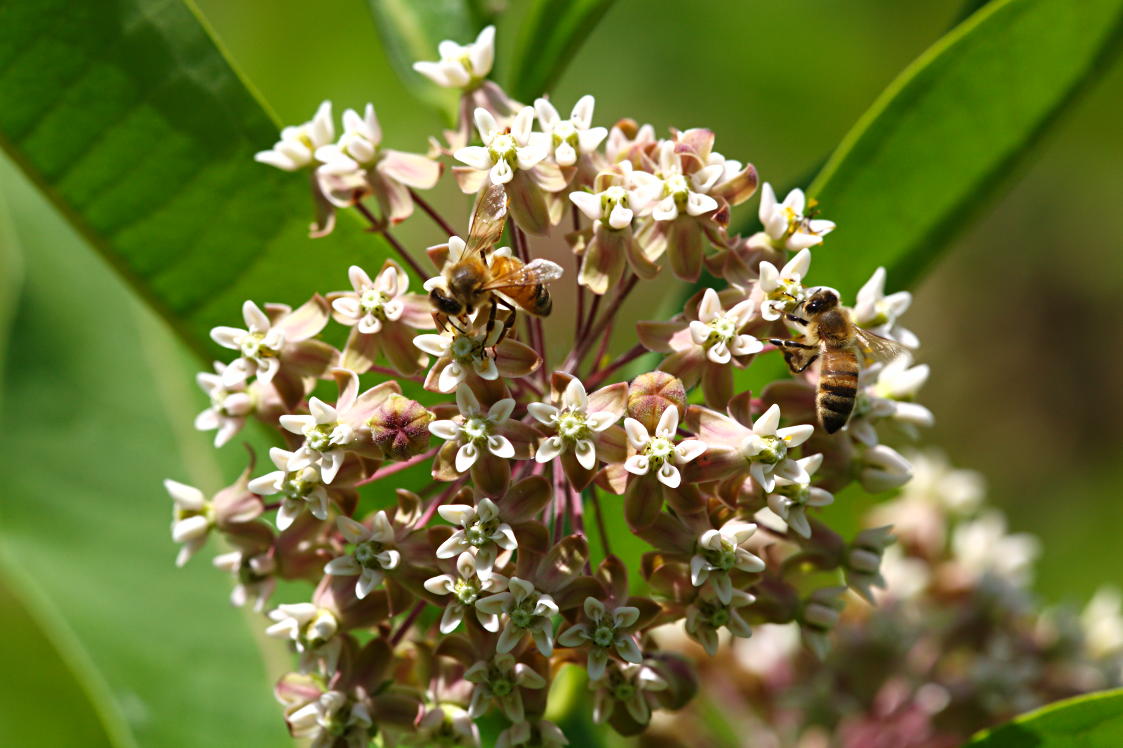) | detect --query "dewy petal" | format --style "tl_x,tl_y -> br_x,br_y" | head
574,439 -> 597,470
752,404 -> 782,436
685,192 -> 718,217
783,248 -> 812,279
569,191 -> 601,221
429,419 -> 461,440
655,405 -> 679,438
455,443 -> 480,473
657,463 -> 681,488
535,436 -> 564,463
675,439 -> 707,464
777,423 -> 815,447
623,418 -> 650,449
474,108 -> 498,143
527,402 -> 559,425
534,97 -> 561,129
487,435 -> 515,459
455,146 -> 493,171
